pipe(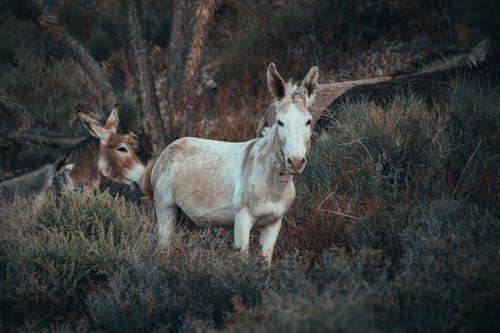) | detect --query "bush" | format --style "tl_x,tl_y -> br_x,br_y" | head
58,1 -> 88,40
383,199 -> 500,332
0,48 -> 90,128
142,3 -> 173,47
0,190 -> 154,327
116,89 -> 141,133
447,74 -> 499,204
87,12 -> 121,61
87,229 -> 269,332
